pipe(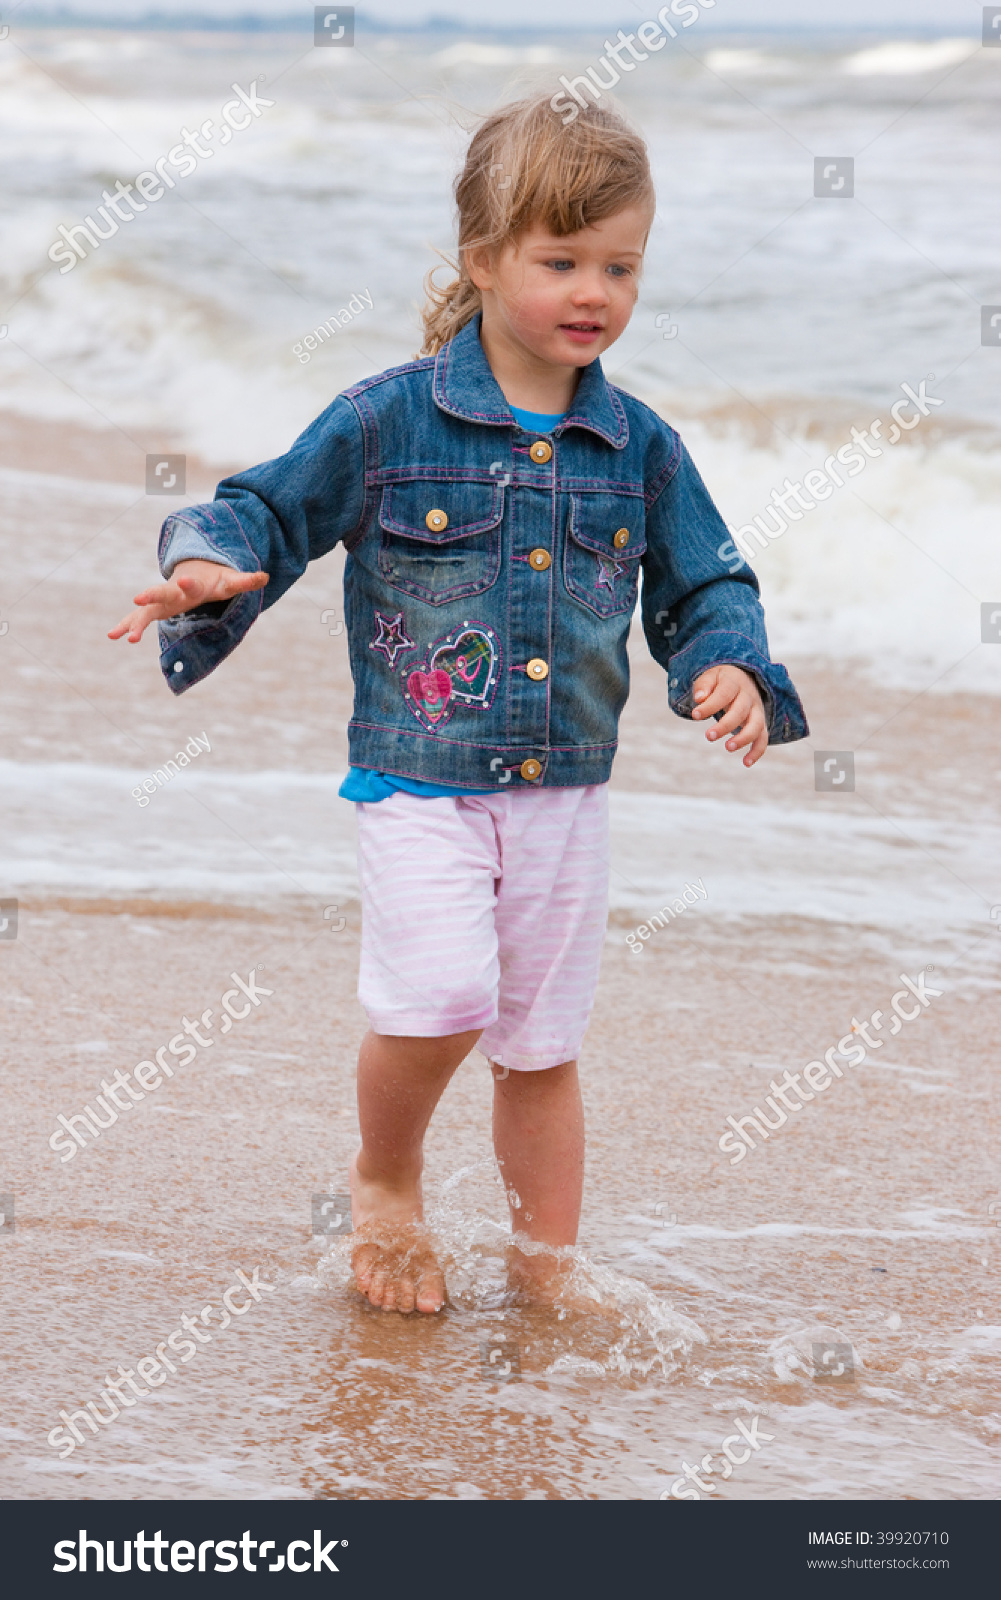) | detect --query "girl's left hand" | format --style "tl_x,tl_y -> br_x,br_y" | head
691,665 -> 768,767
